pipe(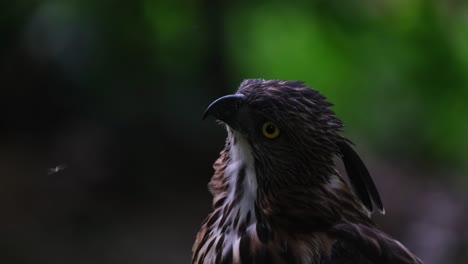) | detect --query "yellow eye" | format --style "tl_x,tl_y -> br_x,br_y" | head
262,121 -> 280,139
